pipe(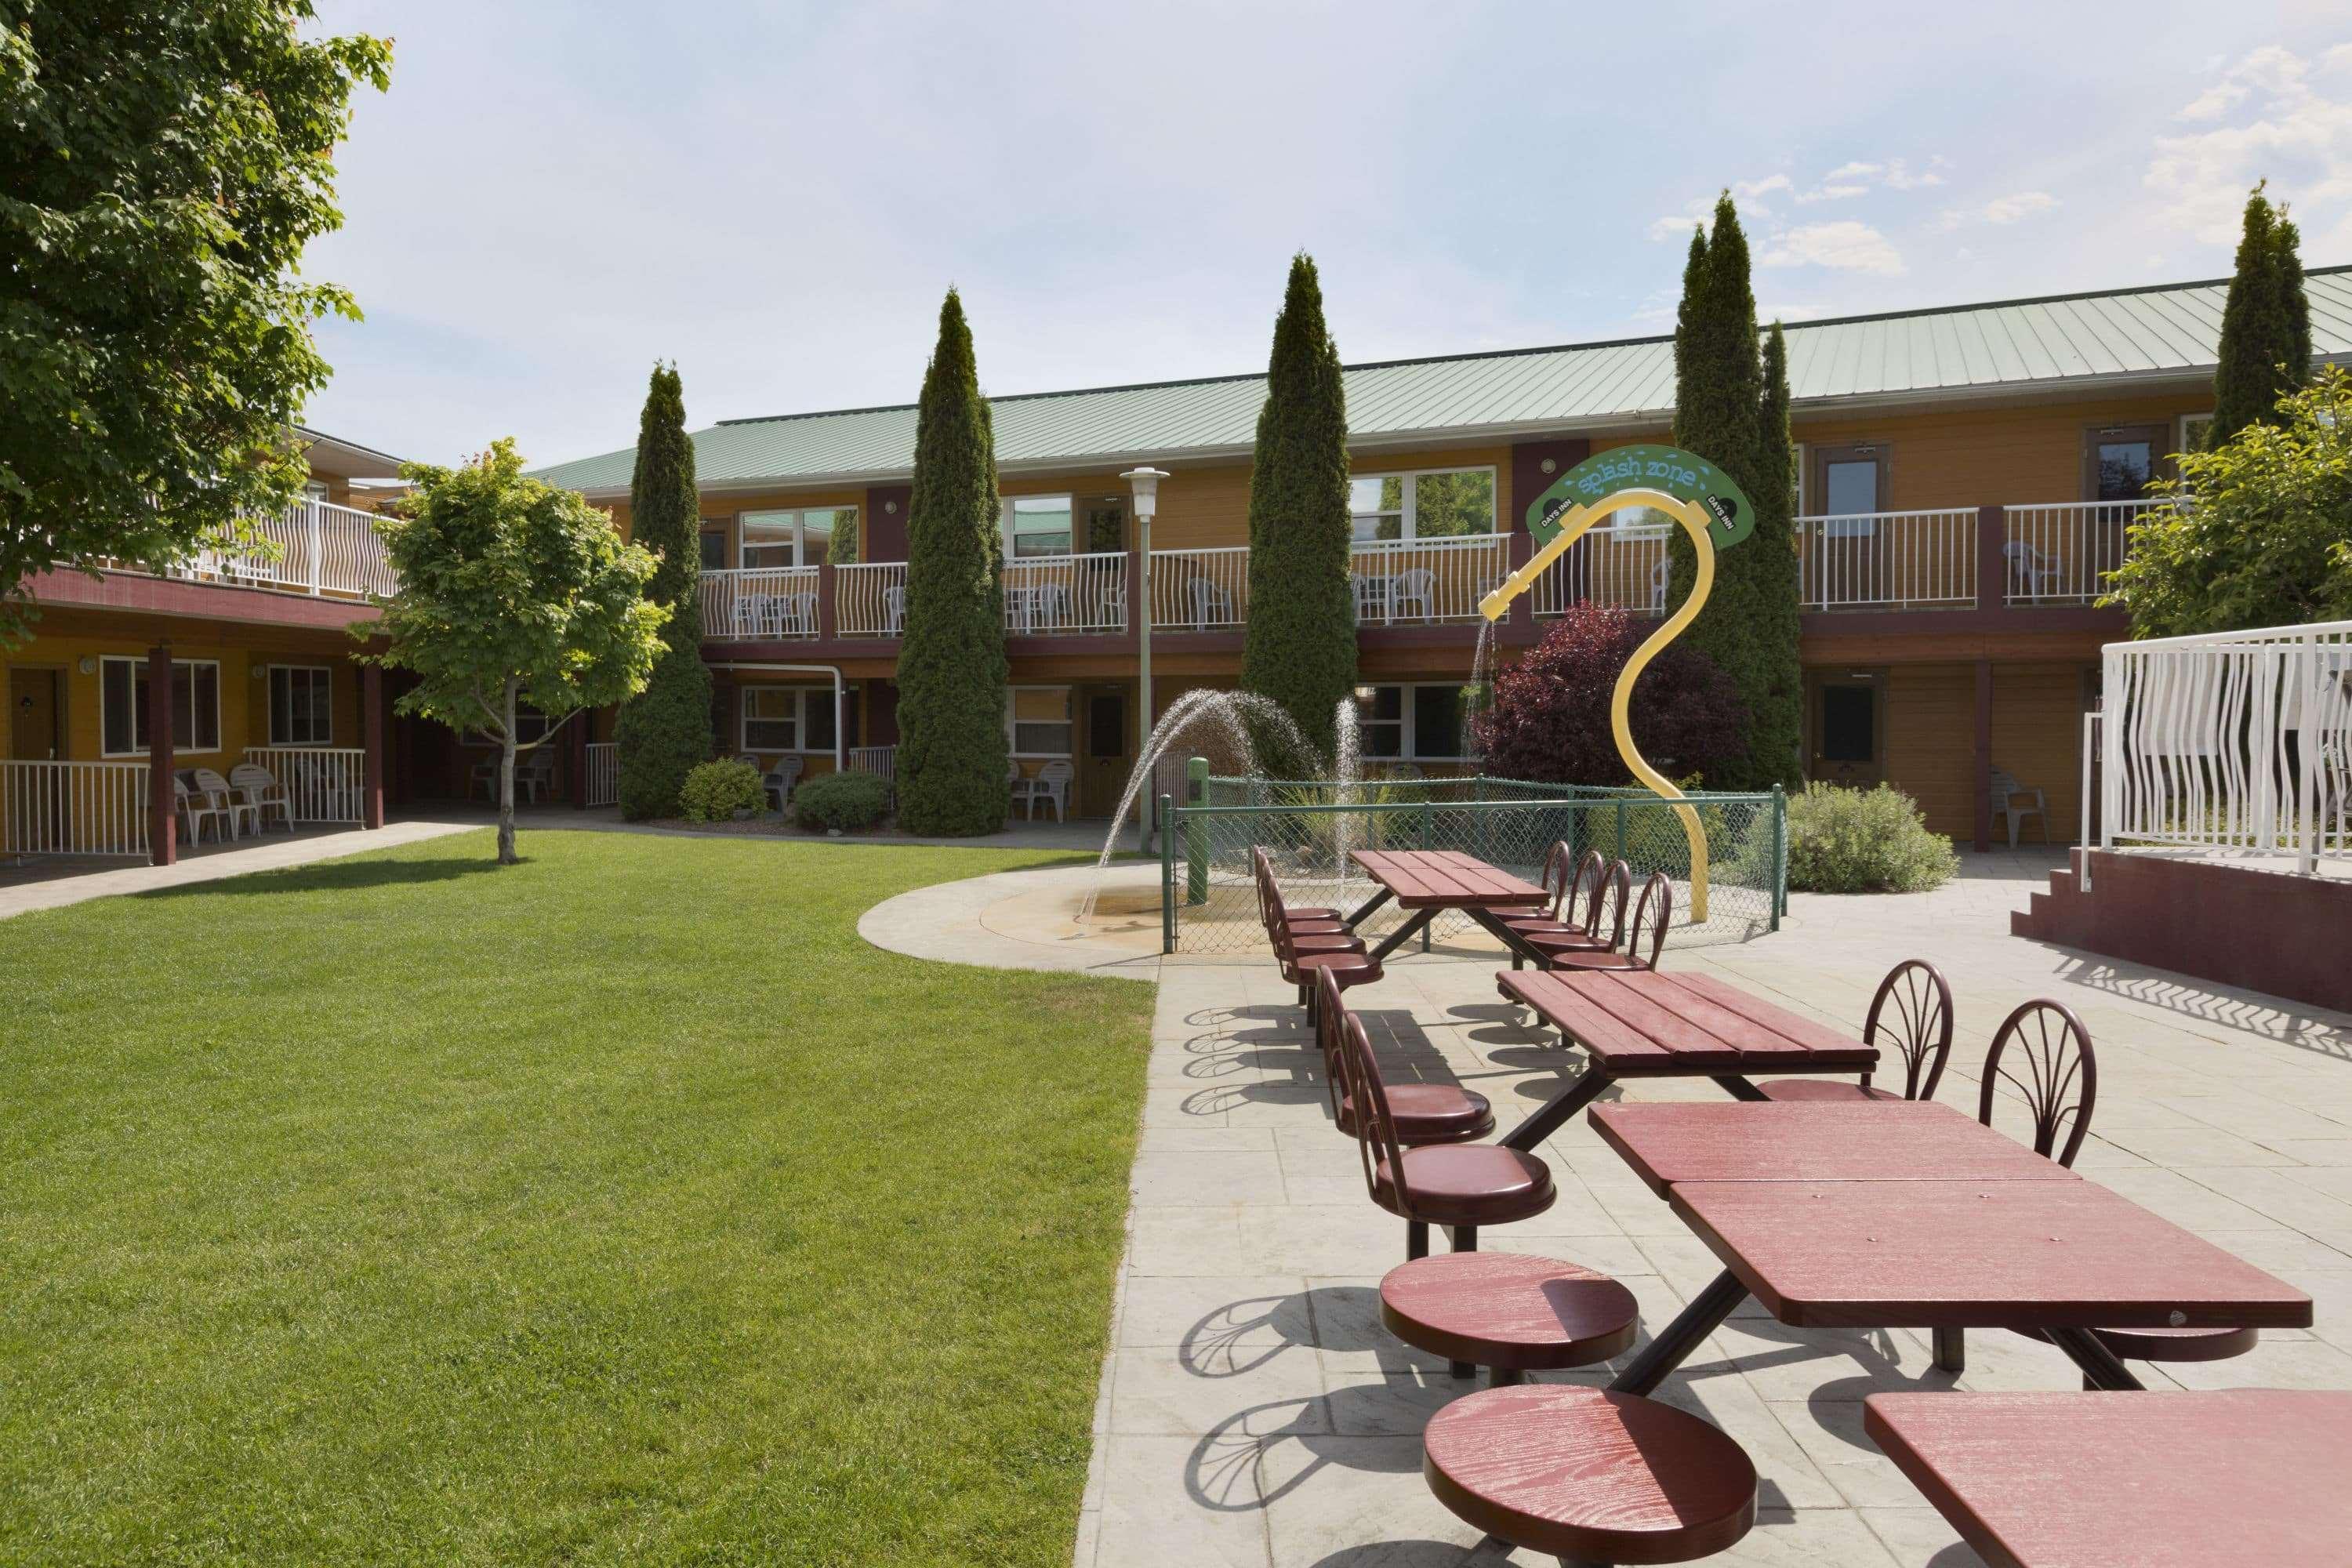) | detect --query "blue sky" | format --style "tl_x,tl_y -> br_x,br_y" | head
303,2 -> 2352,470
